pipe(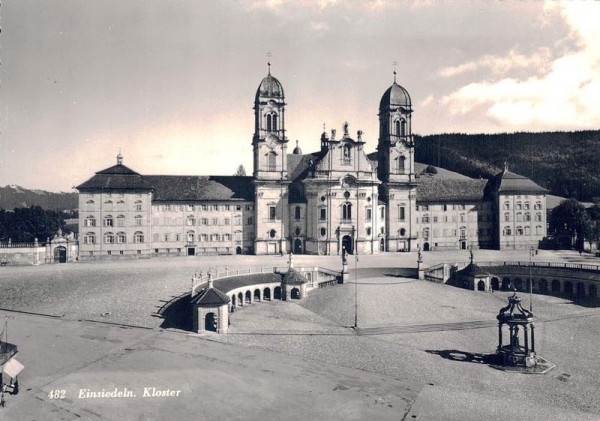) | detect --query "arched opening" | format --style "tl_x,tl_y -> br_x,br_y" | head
394,119 -> 401,136
342,235 -> 353,255
398,156 -> 406,173
502,277 -> 511,291
254,289 -> 261,302
238,292 -> 244,306
539,279 -> 548,294
551,280 -> 561,294
236,246 -> 242,255
589,284 -> 597,299
205,312 -> 217,332
53,246 -> 67,263
245,290 -> 252,304
513,278 -> 523,291
400,119 -> 407,136
491,277 -> 500,291
263,287 -> 271,301
477,280 -> 486,291
564,281 -> 574,296
294,238 -> 302,254
291,288 -> 300,299
342,202 -> 352,221
274,286 -> 282,300
231,295 -> 236,308
577,282 -> 586,299
380,238 -> 385,252
423,242 -> 430,252
294,206 -> 301,220
267,152 -> 277,171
